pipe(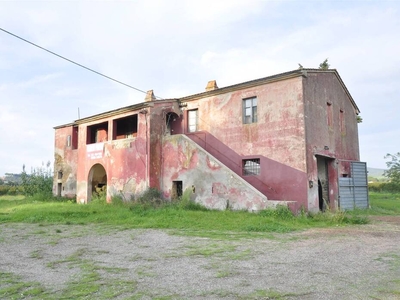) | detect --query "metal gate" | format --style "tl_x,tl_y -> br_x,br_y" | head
339,161 -> 369,210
